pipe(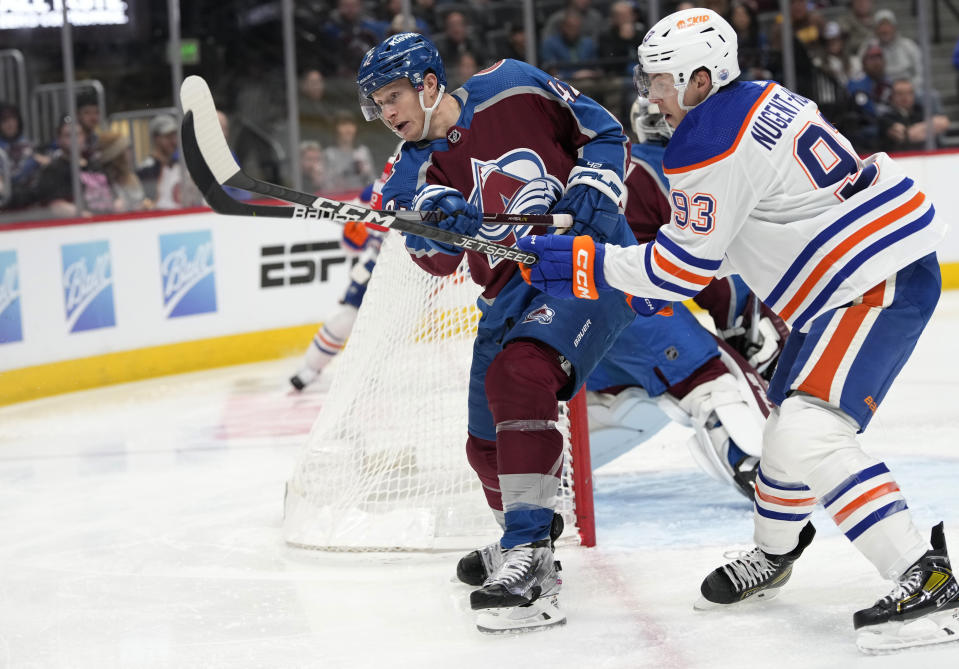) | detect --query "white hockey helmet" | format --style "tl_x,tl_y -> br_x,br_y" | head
630,96 -> 674,143
635,8 -> 740,109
